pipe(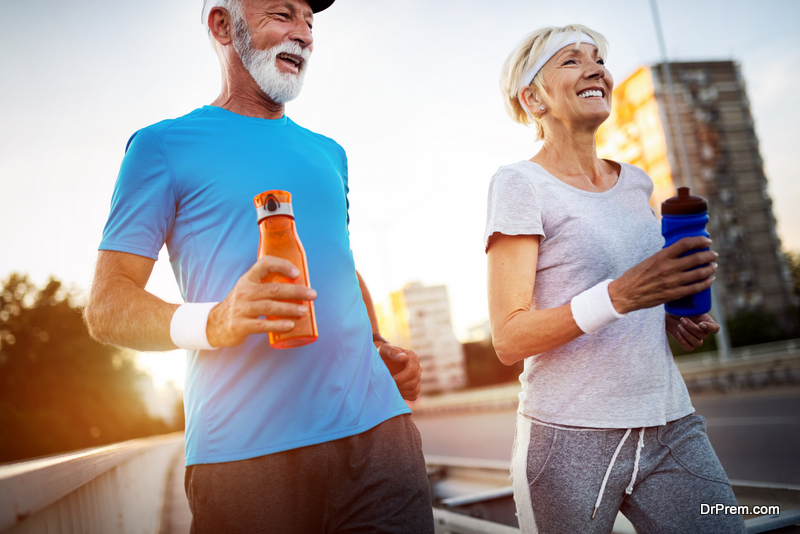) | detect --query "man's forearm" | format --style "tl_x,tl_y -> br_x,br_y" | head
84,251 -> 179,352
356,270 -> 380,337
86,284 -> 178,351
